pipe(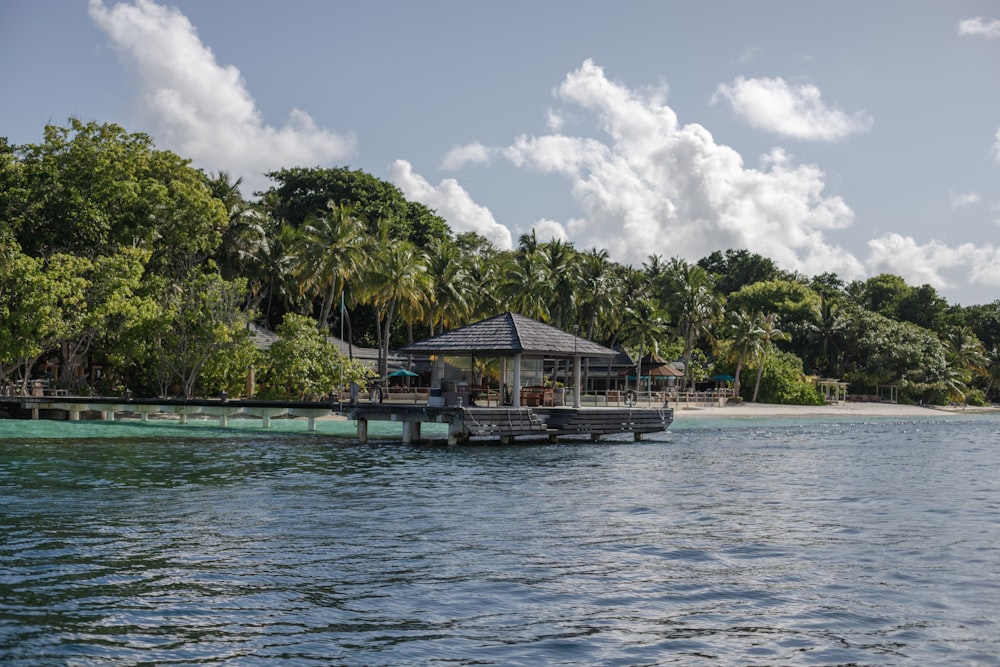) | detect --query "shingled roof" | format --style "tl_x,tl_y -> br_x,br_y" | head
399,312 -> 617,358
